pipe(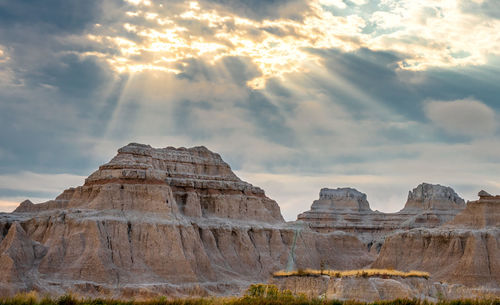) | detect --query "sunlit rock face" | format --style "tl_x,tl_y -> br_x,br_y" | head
298,183 -> 466,247
446,191 -> 500,229
14,143 -> 283,222
0,143 -> 374,298
373,191 -> 500,288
